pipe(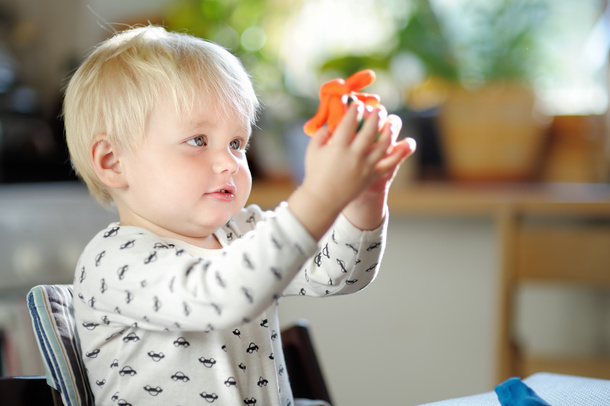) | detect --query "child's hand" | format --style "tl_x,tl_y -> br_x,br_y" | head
302,102 -> 398,208
360,106 -> 415,193
287,101 -> 415,239
341,107 -> 415,230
